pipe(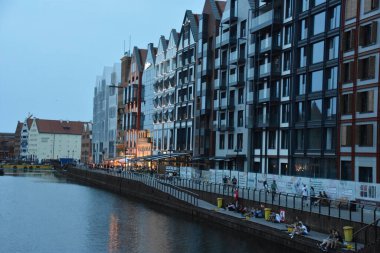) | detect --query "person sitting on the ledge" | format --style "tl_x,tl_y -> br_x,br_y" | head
289,221 -> 308,239
227,203 -> 236,211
